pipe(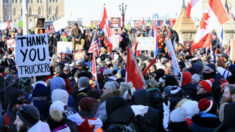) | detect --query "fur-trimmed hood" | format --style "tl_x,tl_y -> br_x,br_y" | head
100,89 -> 122,102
